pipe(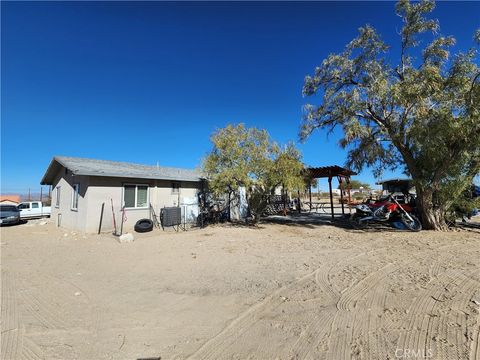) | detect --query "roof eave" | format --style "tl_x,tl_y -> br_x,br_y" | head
68,170 -> 204,183
40,157 -> 63,185
40,156 -> 205,185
